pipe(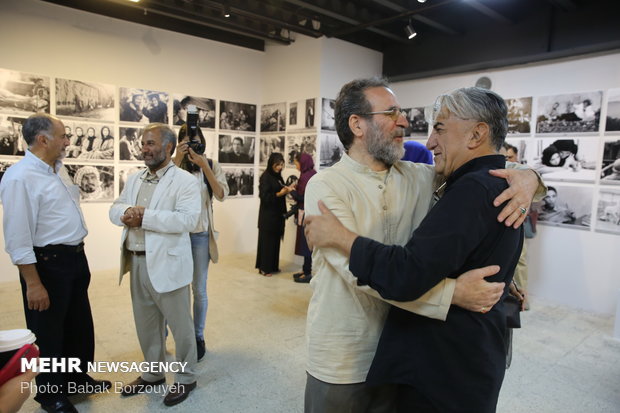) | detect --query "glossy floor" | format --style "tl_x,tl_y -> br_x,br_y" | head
1,254 -> 619,412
